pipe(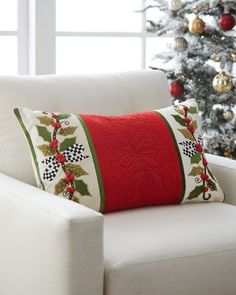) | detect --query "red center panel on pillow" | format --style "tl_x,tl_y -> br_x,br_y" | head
80,112 -> 184,213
